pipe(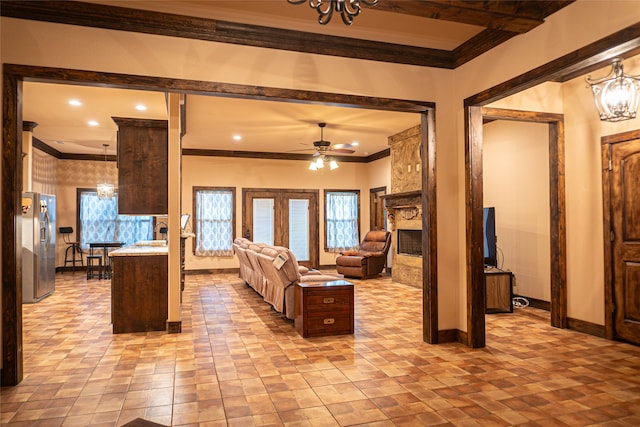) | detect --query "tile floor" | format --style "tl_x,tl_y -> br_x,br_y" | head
1,271 -> 639,426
